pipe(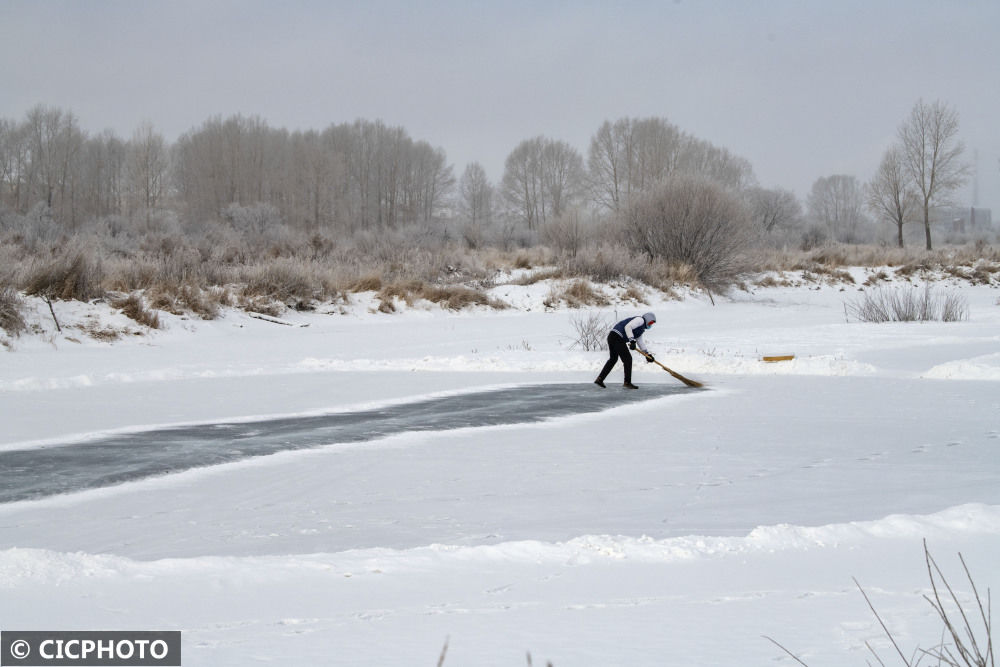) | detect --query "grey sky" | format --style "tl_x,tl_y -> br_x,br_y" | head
2,0 -> 997,209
